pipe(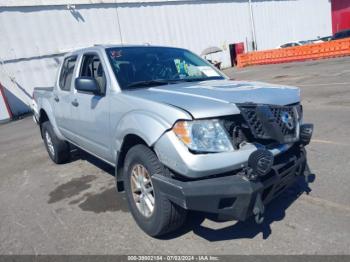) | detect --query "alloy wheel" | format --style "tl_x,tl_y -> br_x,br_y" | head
130,164 -> 155,217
